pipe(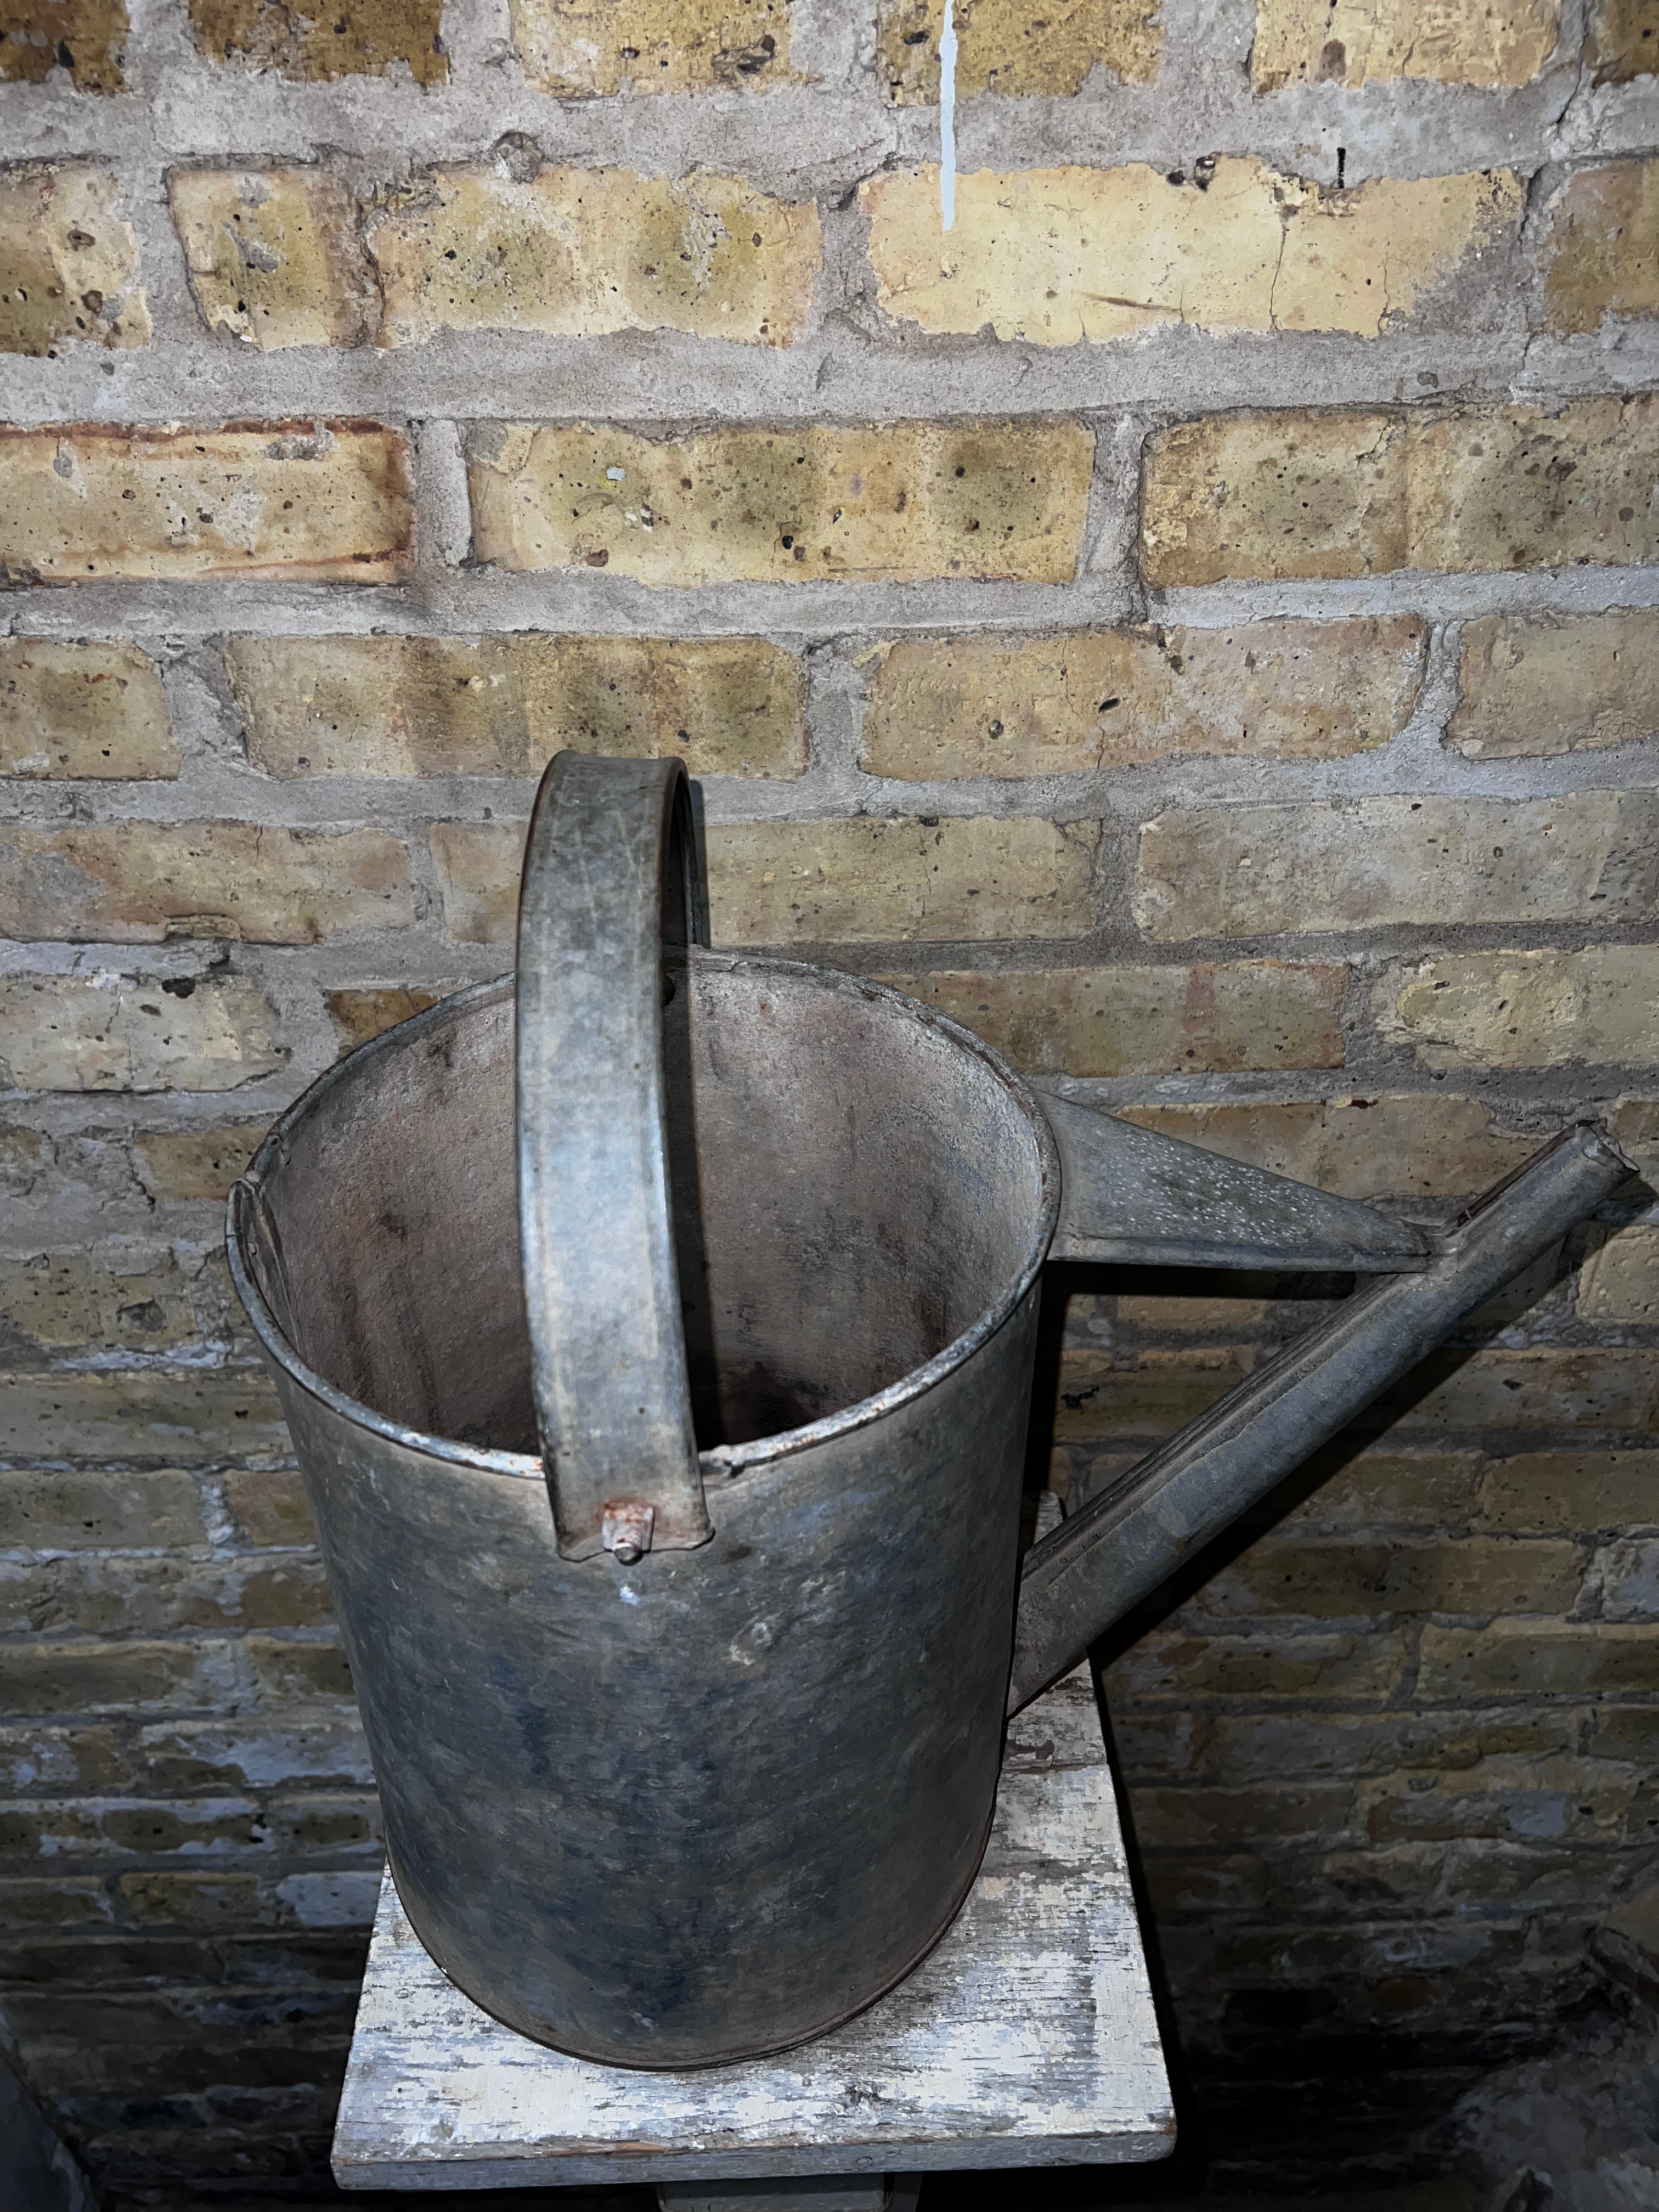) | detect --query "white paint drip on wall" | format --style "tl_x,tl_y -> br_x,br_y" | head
940,0 -> 957,232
